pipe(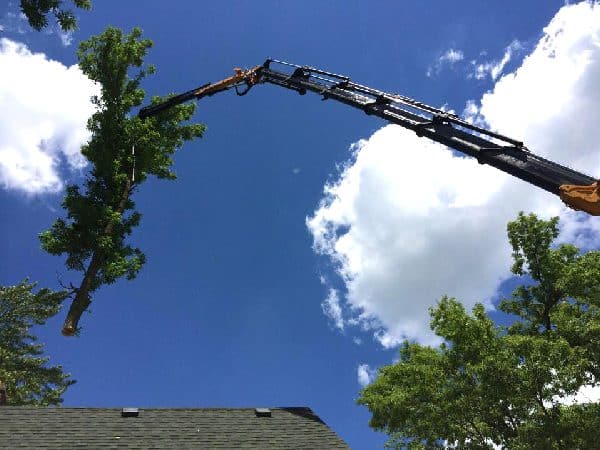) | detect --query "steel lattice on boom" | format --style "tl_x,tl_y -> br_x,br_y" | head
138,59 -> 600,215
